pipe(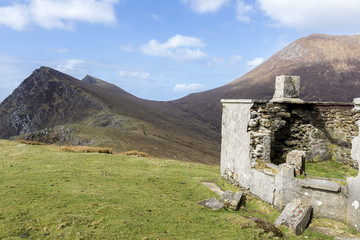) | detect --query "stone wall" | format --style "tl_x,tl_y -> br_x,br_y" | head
221,98 -> 360,232
248,101 -> 359,169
